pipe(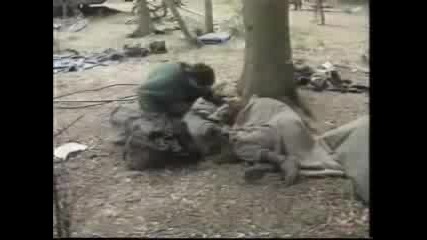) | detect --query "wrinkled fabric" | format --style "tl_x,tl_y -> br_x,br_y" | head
231,126 -> 279,163
318,116 -> 370,204
183,98 -> 231,156
109,104 -> 202,170
232,96 -> 342,172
